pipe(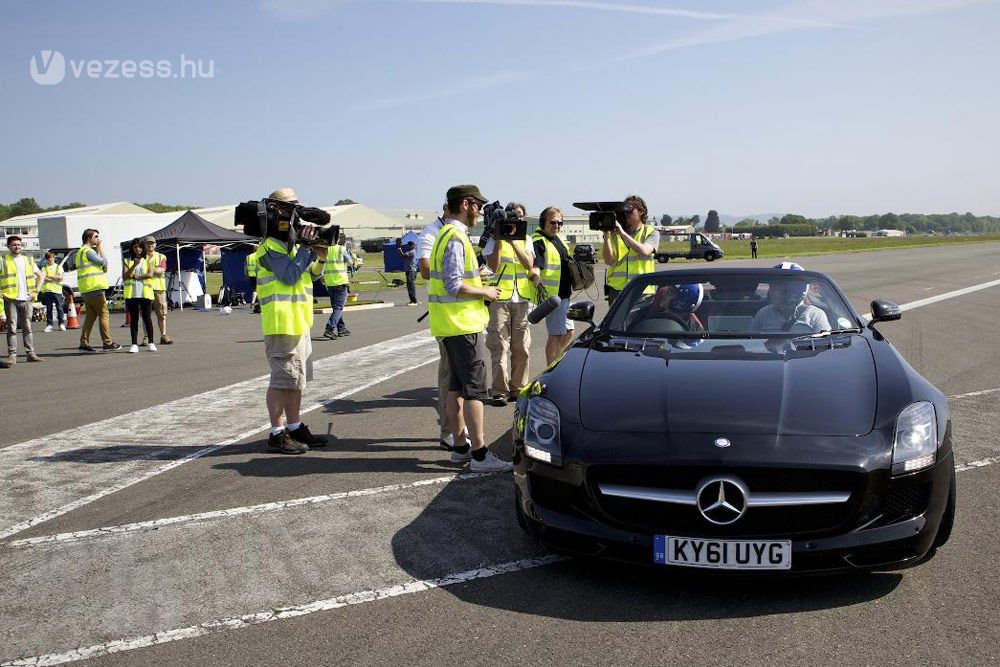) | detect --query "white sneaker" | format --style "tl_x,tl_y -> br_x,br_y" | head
450,448 -> 472,463
469,450 -> 513,473
59,323 -> 67,331
148,343 -> 158,352
128,344 -> 139,353
44,325 -> 53,333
